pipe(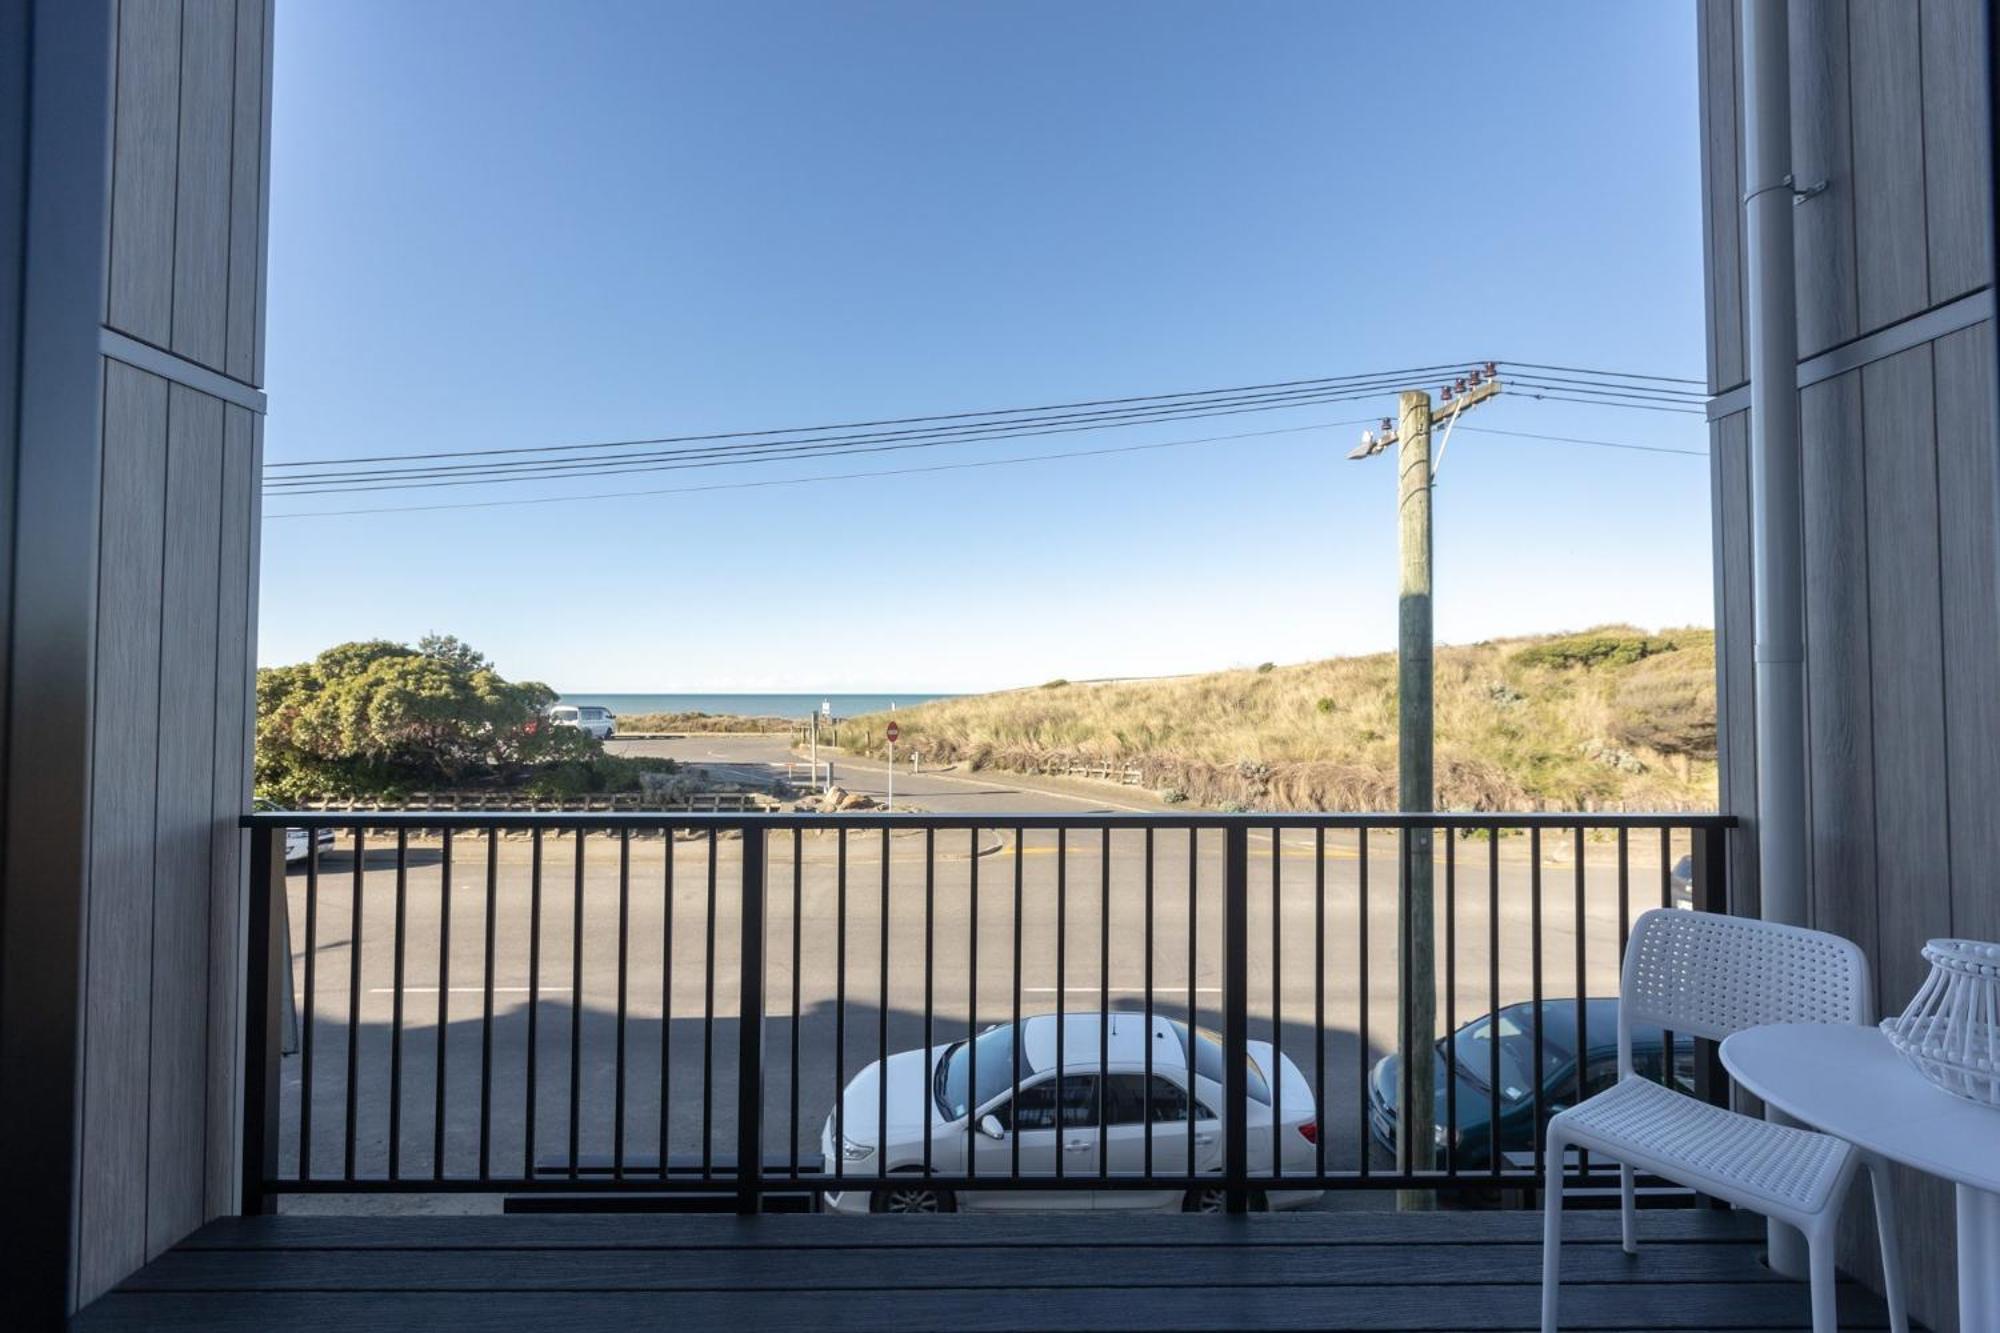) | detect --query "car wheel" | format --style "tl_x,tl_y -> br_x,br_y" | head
869,1183 -> 956,1214
1181,1188 -> 1267,1213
